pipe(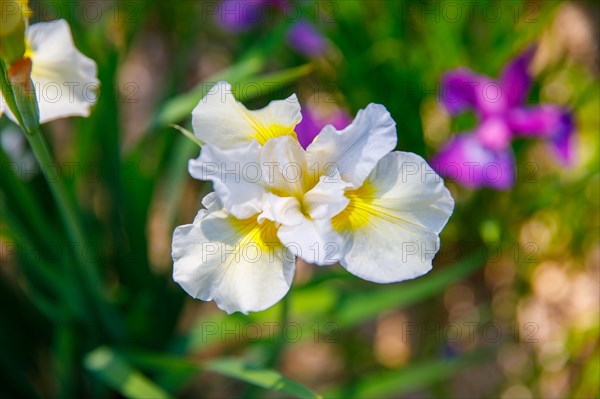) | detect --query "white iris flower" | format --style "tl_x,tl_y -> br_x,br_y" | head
0,19 -> 98,123
172,81 -> 454,314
